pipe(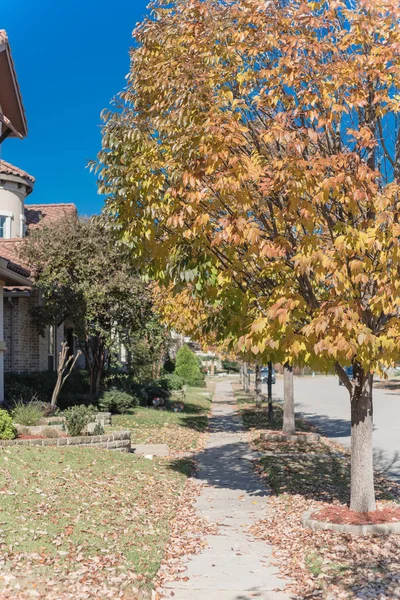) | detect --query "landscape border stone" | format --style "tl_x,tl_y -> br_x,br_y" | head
302,510 -> 400,536
260,431 -> 320,443
0,430 -> 131,452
